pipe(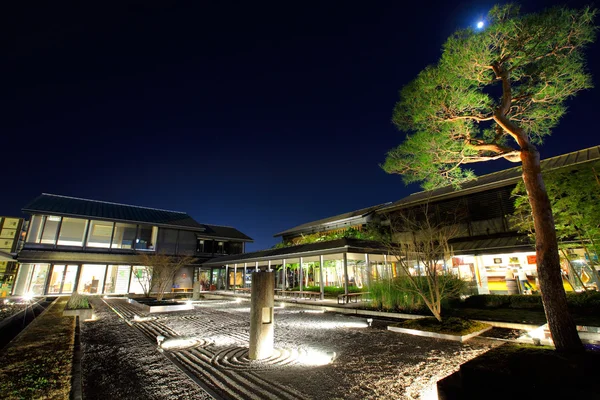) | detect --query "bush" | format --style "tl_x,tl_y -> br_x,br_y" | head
65,292 -> 90,310
567,291 -> 600,309
368,275 -> 466,314
462,292 -> 600,311
397,317 -> 490,335
289,285 -> 363,296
